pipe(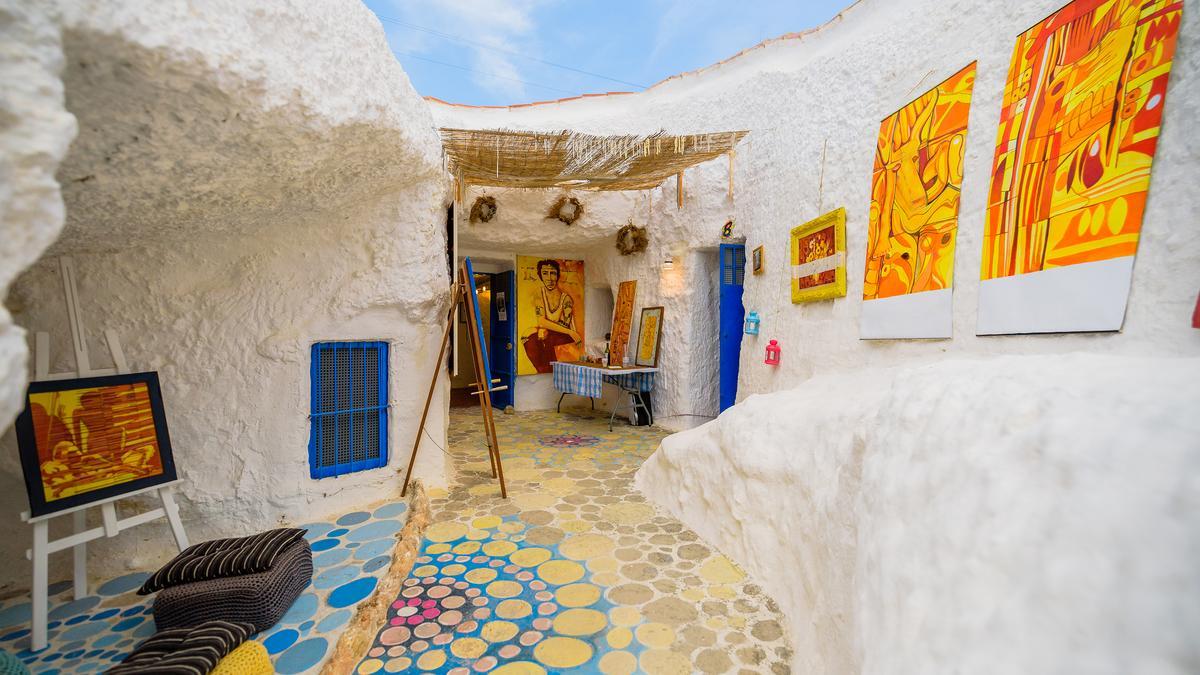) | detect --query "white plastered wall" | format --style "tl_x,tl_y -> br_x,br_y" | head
0,0 -> 451,592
